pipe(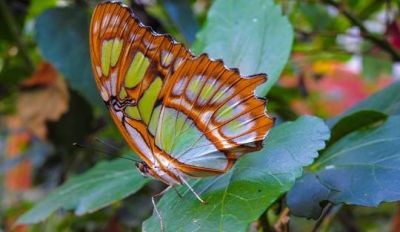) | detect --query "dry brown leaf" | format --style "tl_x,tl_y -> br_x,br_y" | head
9,62 -> 69,139
21,62 -> 57,88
